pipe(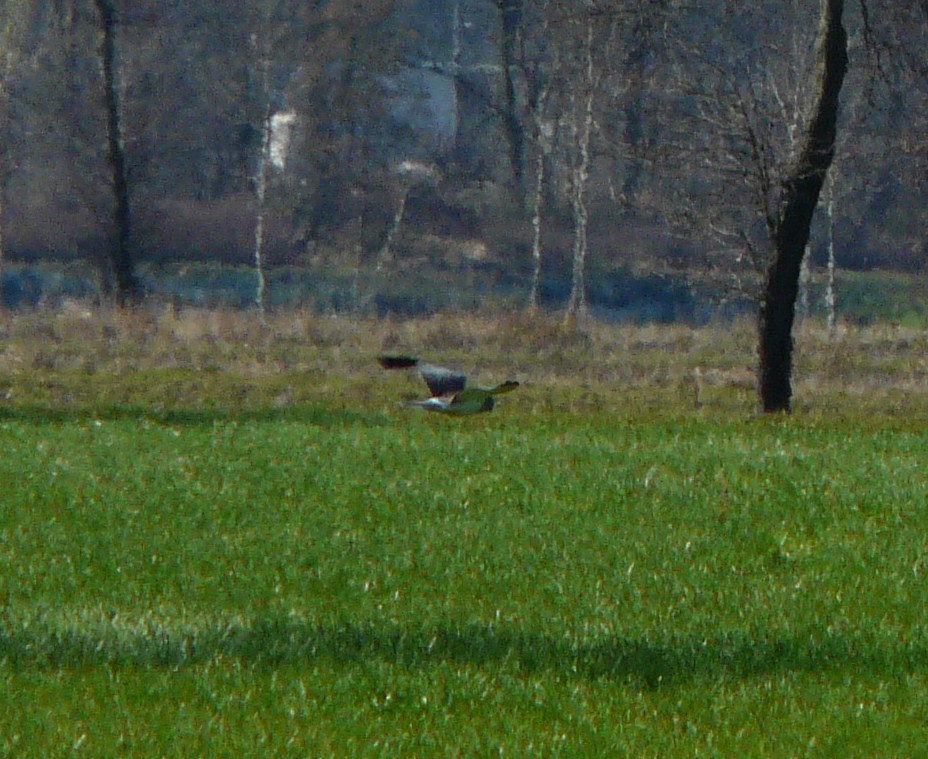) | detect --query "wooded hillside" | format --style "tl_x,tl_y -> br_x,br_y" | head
0,1 -> 926,305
